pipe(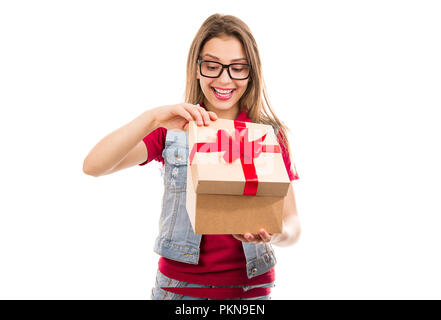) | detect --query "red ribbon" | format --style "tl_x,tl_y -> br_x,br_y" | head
188,120 -> 281,195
